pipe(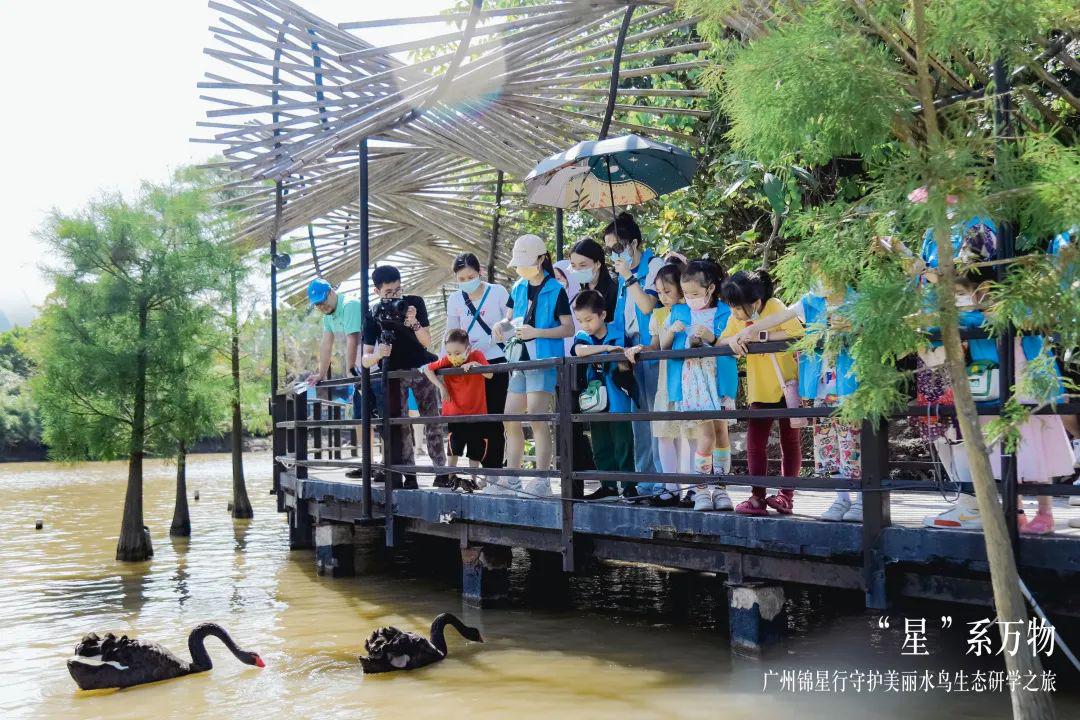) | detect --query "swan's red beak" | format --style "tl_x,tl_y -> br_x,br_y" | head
254,655 -> 266,668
